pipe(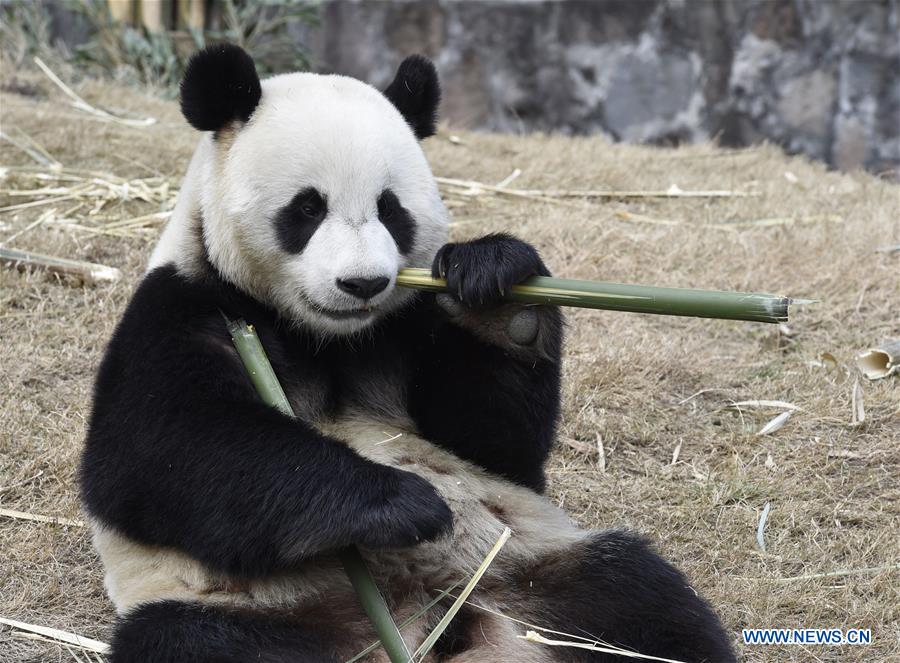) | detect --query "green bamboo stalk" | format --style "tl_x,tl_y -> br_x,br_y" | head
396,268 -> 800,324
226,318 -> 411,663
347,580 -> 464,663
